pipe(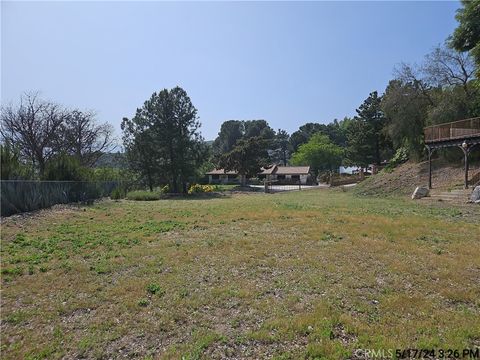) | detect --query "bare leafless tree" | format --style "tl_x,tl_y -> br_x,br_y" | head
423,44 -> 475,97
393,44 -> 476,104
393,63 -> 435,106
0,92 -> 69,175
64,110 -> 115,166
1,92 -> 116,175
